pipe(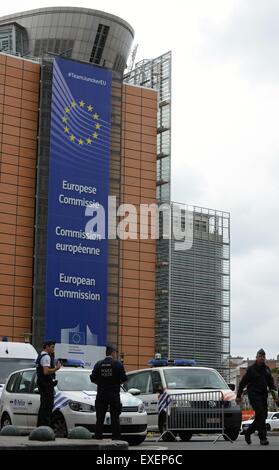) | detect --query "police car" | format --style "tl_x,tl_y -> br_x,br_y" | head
241,411 -> 279,434
0,367 -> 147,445
124,358 -> 242,441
